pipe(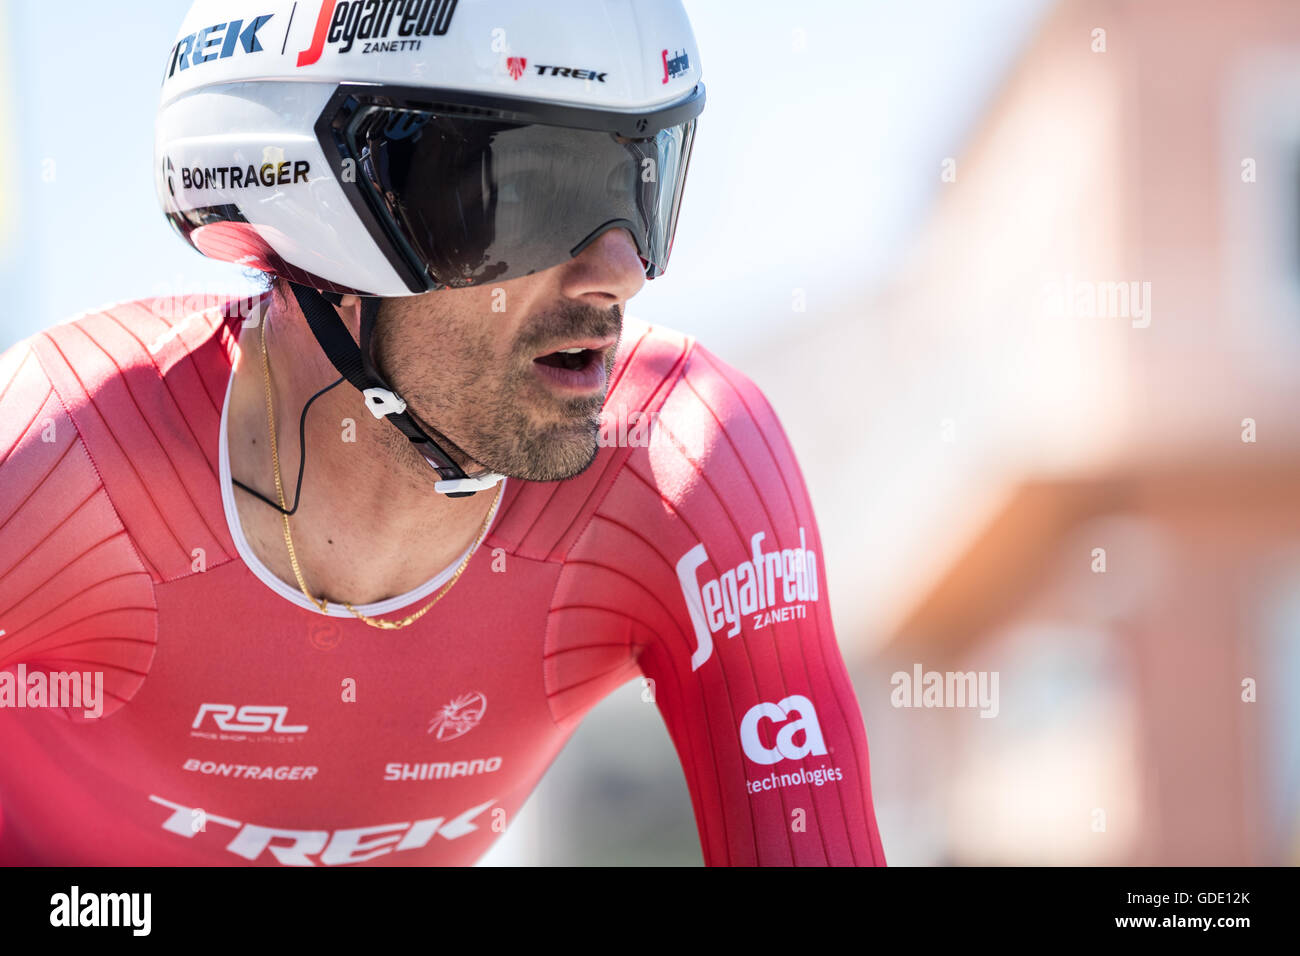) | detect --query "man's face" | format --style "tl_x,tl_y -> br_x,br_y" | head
369,228 -> 647,482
